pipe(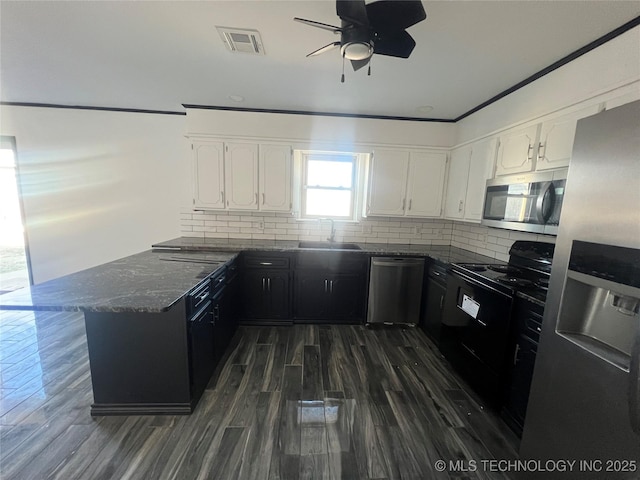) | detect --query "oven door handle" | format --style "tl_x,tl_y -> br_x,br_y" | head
535,181 -> 555,223
450,270 -> 513,300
